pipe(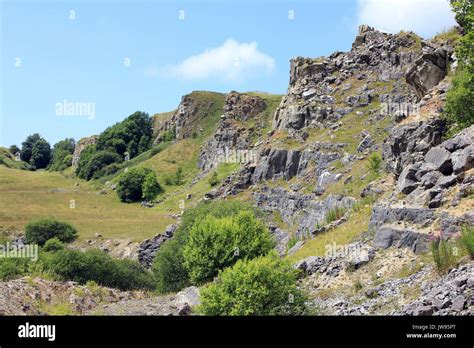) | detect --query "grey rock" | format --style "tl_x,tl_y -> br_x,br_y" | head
414,305 -> 434,316
372,226 -> 430,254
425,147 -> 453,175
436,174 -> 457,189
450,295 -> 466,312
397,164 -> 420,194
